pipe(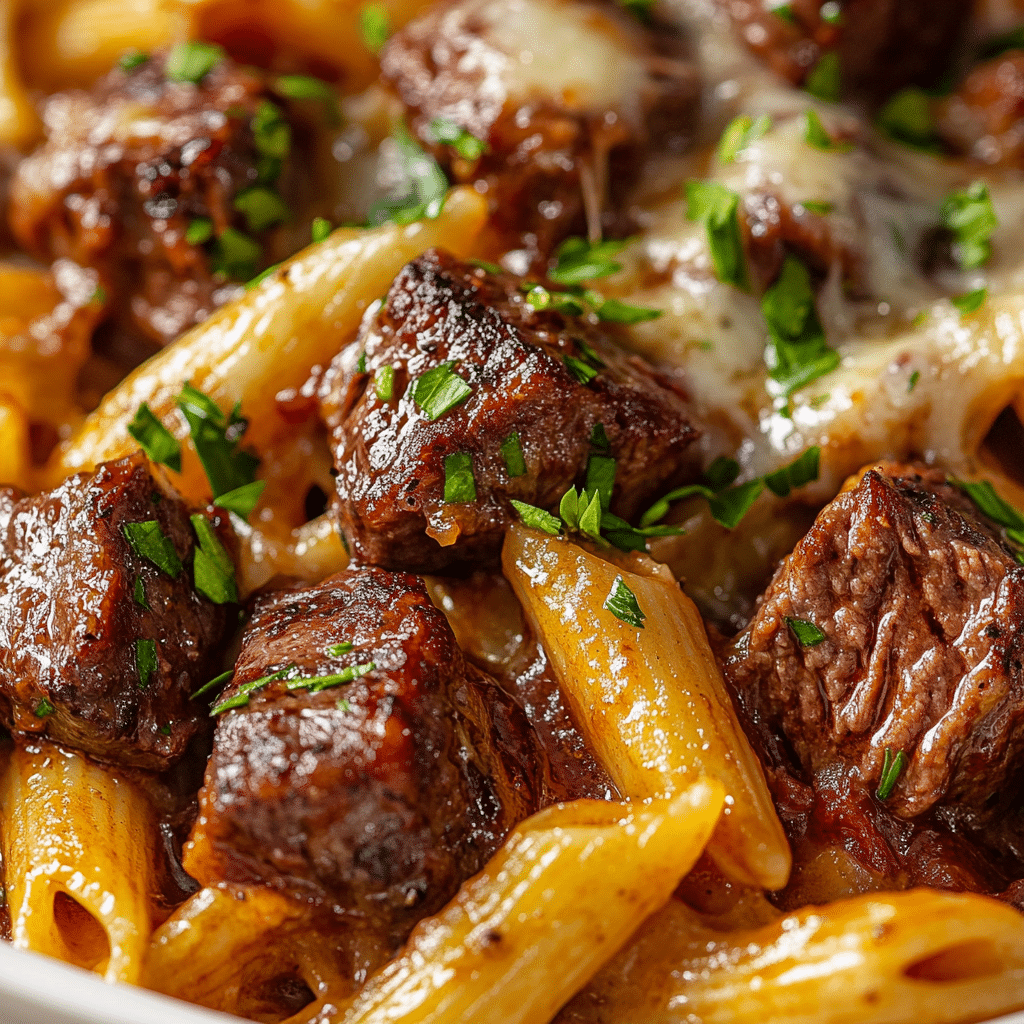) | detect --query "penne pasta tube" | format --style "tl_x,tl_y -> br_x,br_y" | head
0,0 -> 40,147
0,741 -> 158,984
561,888 -> 1024,1024
332,783 -> 725,1024
51,187 -> 488,501
503,524 -> 791,892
